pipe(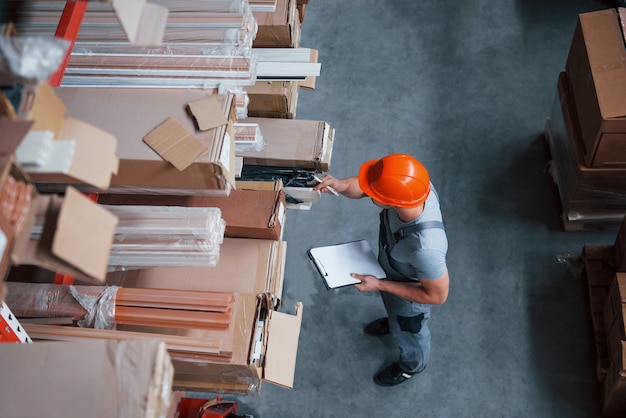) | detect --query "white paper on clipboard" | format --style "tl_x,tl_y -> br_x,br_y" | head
308,239 -> 387,289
